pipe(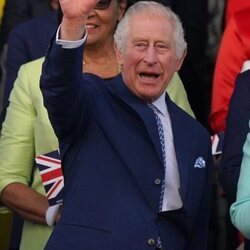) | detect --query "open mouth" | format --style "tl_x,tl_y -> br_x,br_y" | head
139,73 -> 160,80
86,24 -> 98,30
